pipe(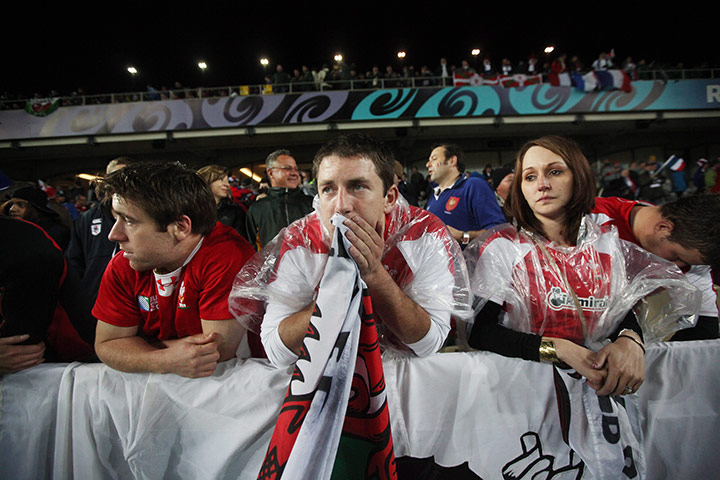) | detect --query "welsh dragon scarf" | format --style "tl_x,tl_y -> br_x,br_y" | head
258,215 -> 396,480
